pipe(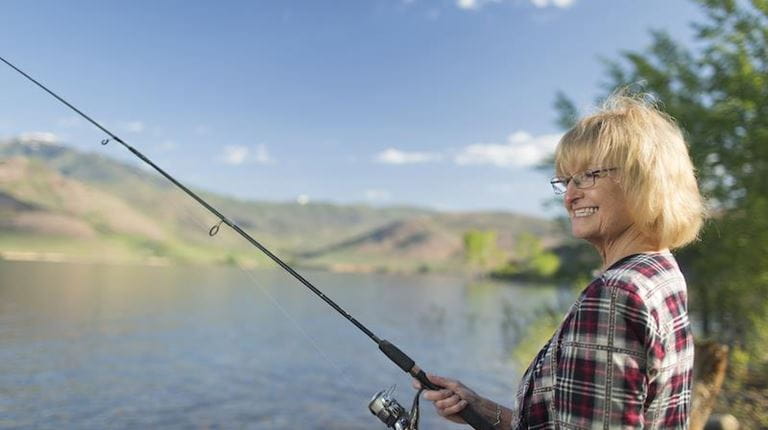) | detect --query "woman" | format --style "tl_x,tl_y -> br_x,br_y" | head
416,94 -> 705,429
